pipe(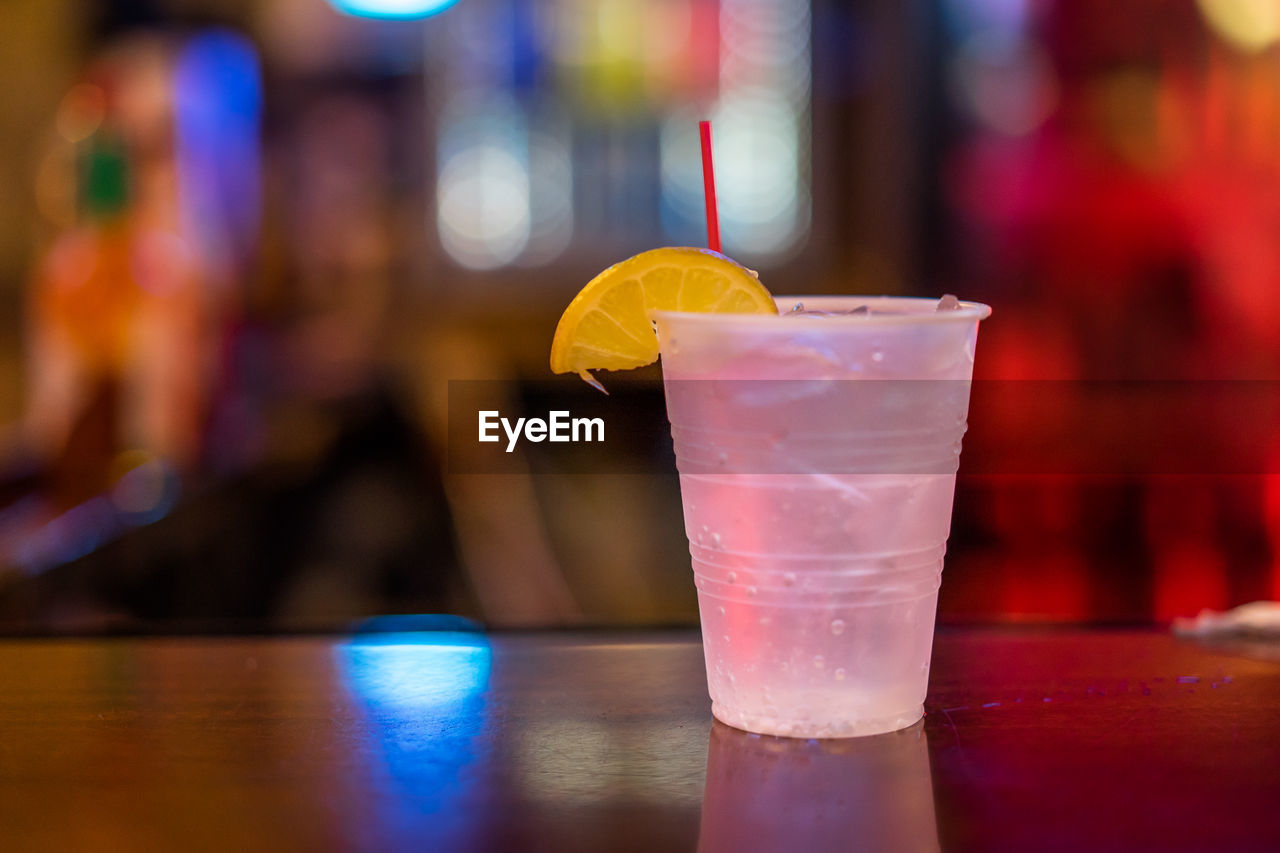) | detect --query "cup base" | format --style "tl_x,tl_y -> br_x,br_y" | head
711,701 -> 925,739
